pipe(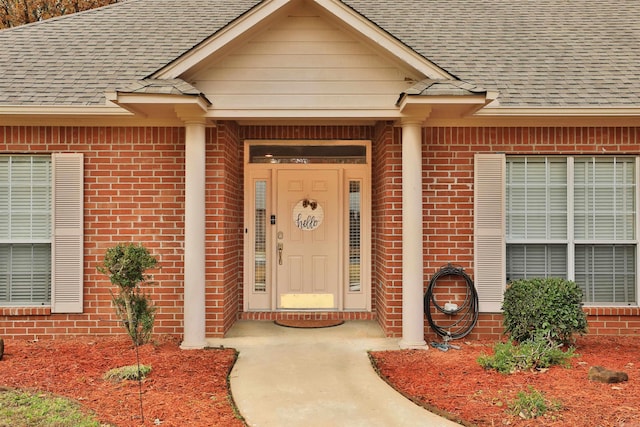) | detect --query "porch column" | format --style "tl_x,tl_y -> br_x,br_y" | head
399,118 -> 427,349
181,119 -> 208,349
